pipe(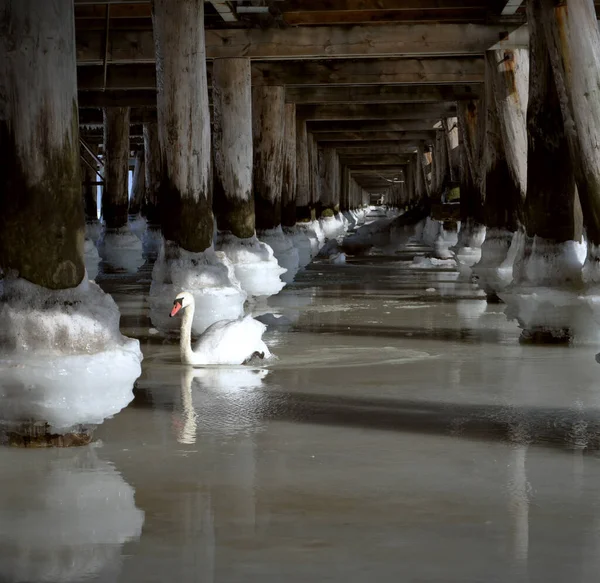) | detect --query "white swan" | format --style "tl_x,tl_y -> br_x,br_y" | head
169,291 -> 272,366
